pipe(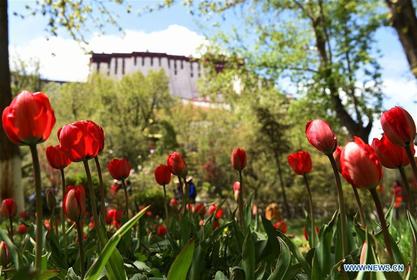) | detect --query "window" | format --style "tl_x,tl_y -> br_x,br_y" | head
96,62 -> 100,72
142,57 -> 145,66
122,58 -> 125,74
180,60 -> 183,69
159,57 -> 162,66
168,59 -> 170,68
134,56 -> 137,65
114,58 -> 118,74
150,57 -> 153,66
